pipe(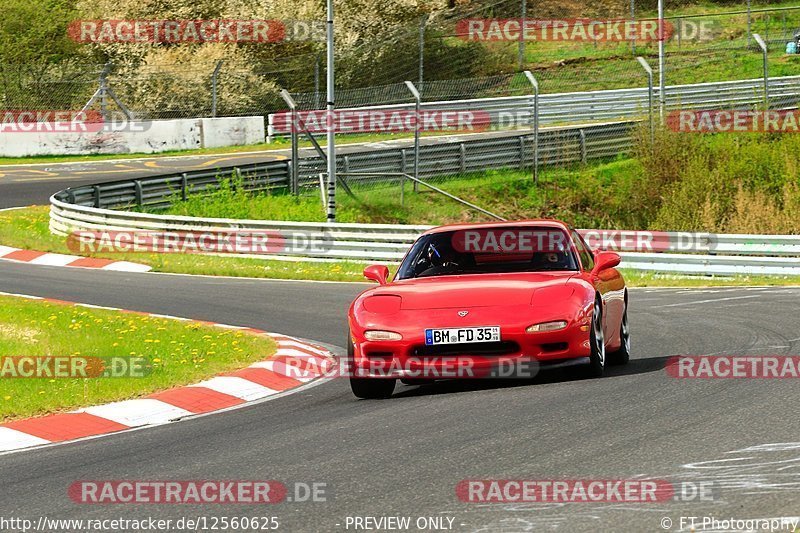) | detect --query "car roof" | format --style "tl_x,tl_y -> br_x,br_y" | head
421,219 -> 573,236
